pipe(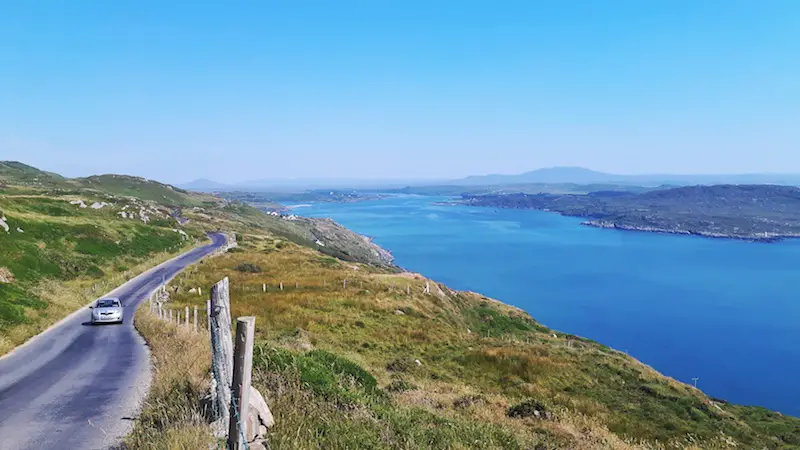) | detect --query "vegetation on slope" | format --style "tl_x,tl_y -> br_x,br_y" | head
150,233 -> 800,449
0,192 -> 204,355
457,185 -> 800,241
0,160 -> 218,206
